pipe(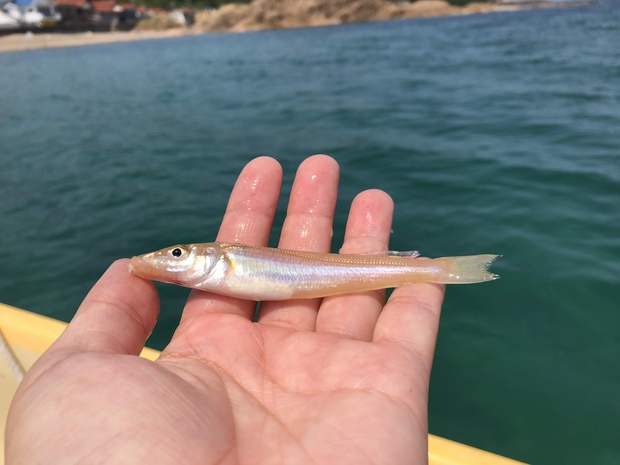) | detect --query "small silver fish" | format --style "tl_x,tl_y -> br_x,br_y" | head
129,242 -> 499,301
